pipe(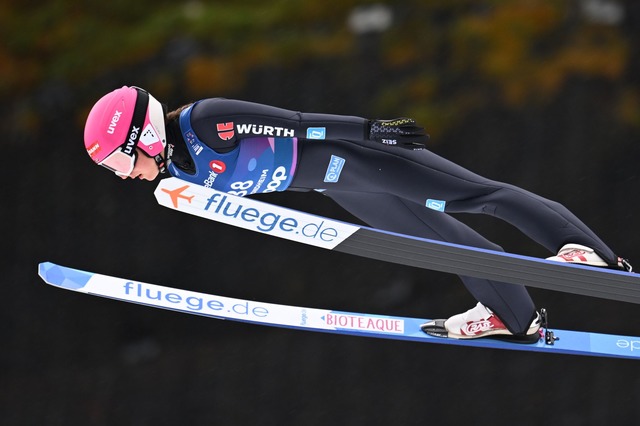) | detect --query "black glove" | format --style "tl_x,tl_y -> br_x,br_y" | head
368,118 -> 429,150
